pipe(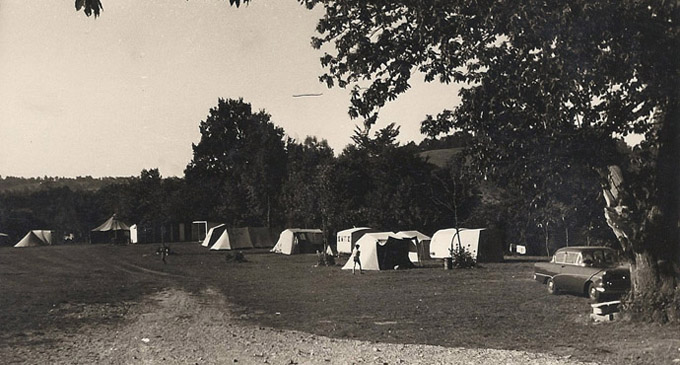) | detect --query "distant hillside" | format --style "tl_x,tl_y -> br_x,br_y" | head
0,176 -> 134,193
418,147 -> 464,168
